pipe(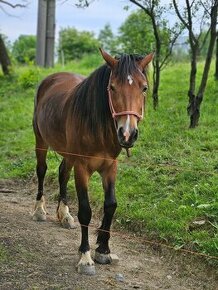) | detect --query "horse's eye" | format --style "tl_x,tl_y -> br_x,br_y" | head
110,84 -> 115,91
142,86 -> 148,93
